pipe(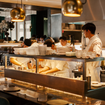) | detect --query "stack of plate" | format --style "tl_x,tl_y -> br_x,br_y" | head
91,81 -> 102,87
47,99 -> 70,105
